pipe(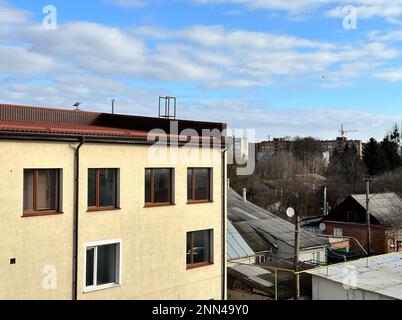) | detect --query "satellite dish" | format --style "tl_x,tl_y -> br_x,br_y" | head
286,207 -> 295,218
319,223 -> 327,232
